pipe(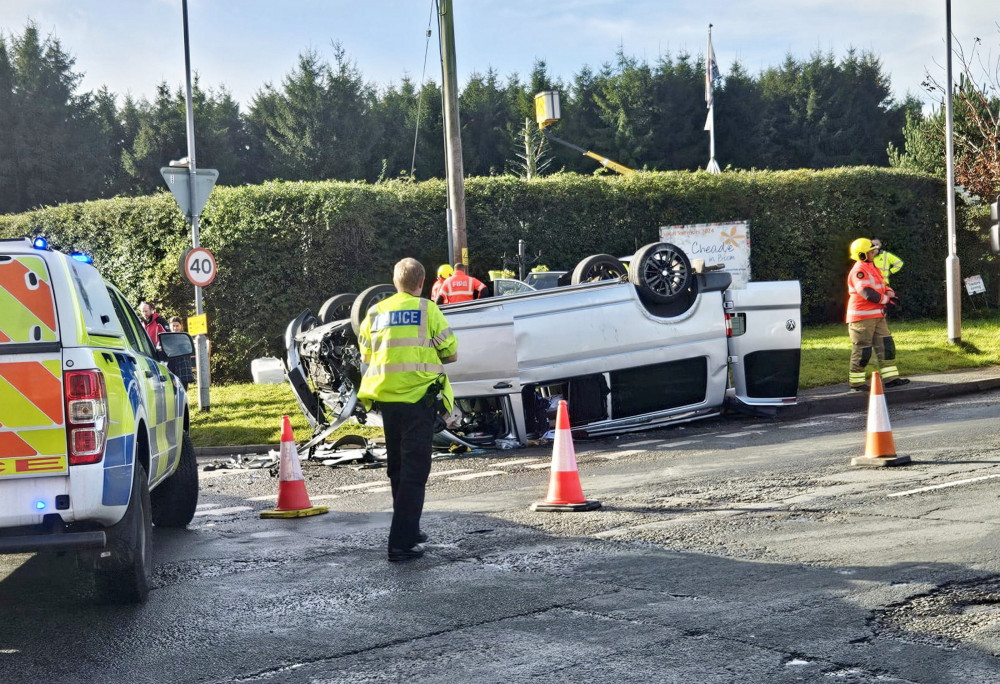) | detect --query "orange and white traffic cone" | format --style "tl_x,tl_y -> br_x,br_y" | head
260,416 -> 330,518
530,400 -> 601,512
851,372 -> 911,467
